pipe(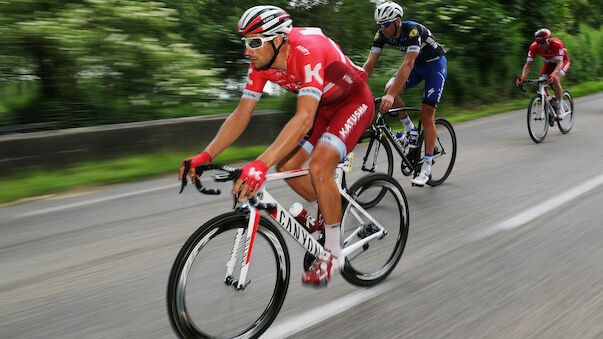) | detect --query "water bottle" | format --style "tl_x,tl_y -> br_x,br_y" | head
395,131 -> 408,148
407,128 -> 419,148
289,202 -> 317,232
